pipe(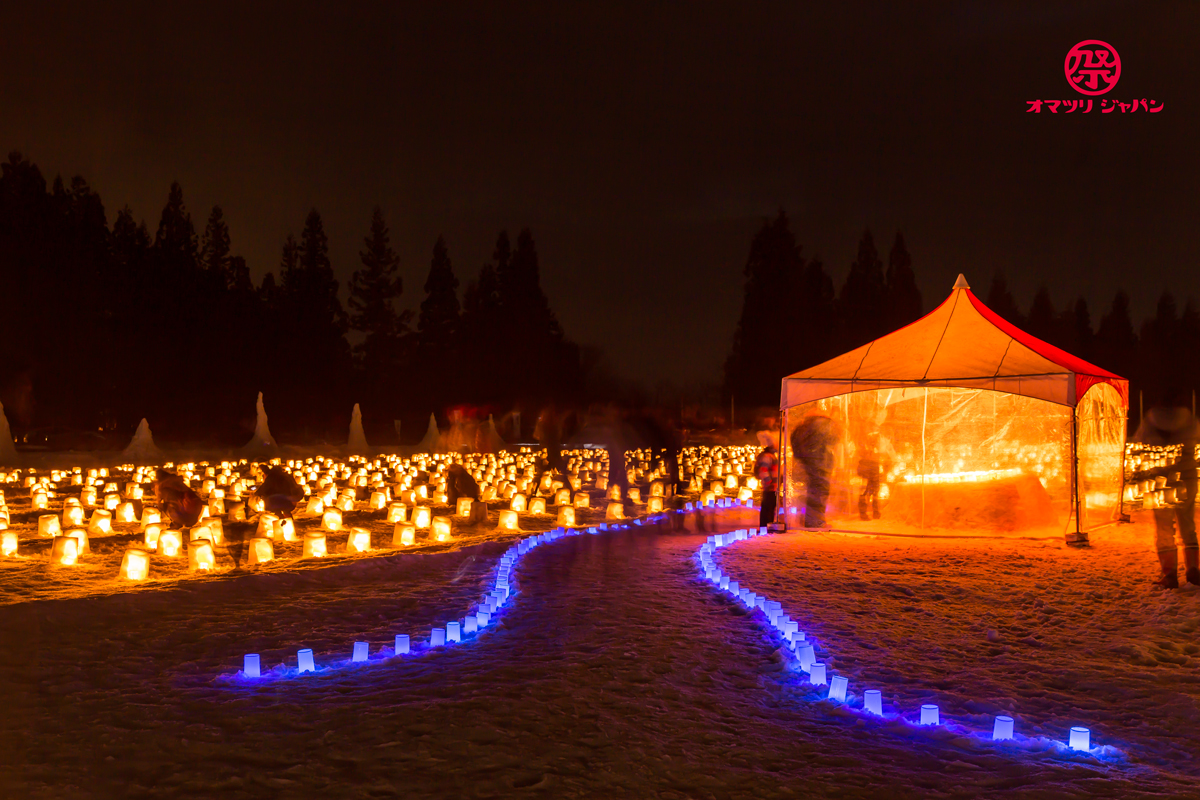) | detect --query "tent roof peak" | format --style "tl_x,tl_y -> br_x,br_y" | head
953,273 -> 970,290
